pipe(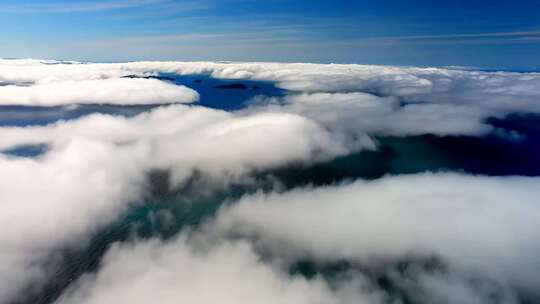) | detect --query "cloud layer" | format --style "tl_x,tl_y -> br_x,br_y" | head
2,59 -> 539,136
0,104 -> 354,182
0,59 -> 539,304
0,78 -> 199,106
245,92 -> 493,137
212,173 -> 540,293
55,237 -> 383,304
55,173 -> 540,304
0,60 -> 198,105
121,61 -> 540,113
0,139 -> 149,301
0,104 -> 353,302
